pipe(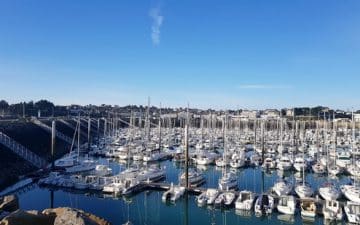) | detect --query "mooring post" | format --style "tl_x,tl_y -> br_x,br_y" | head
97,118 -> 100,141
104,118 -> 107,137
51,120 -> 56,170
